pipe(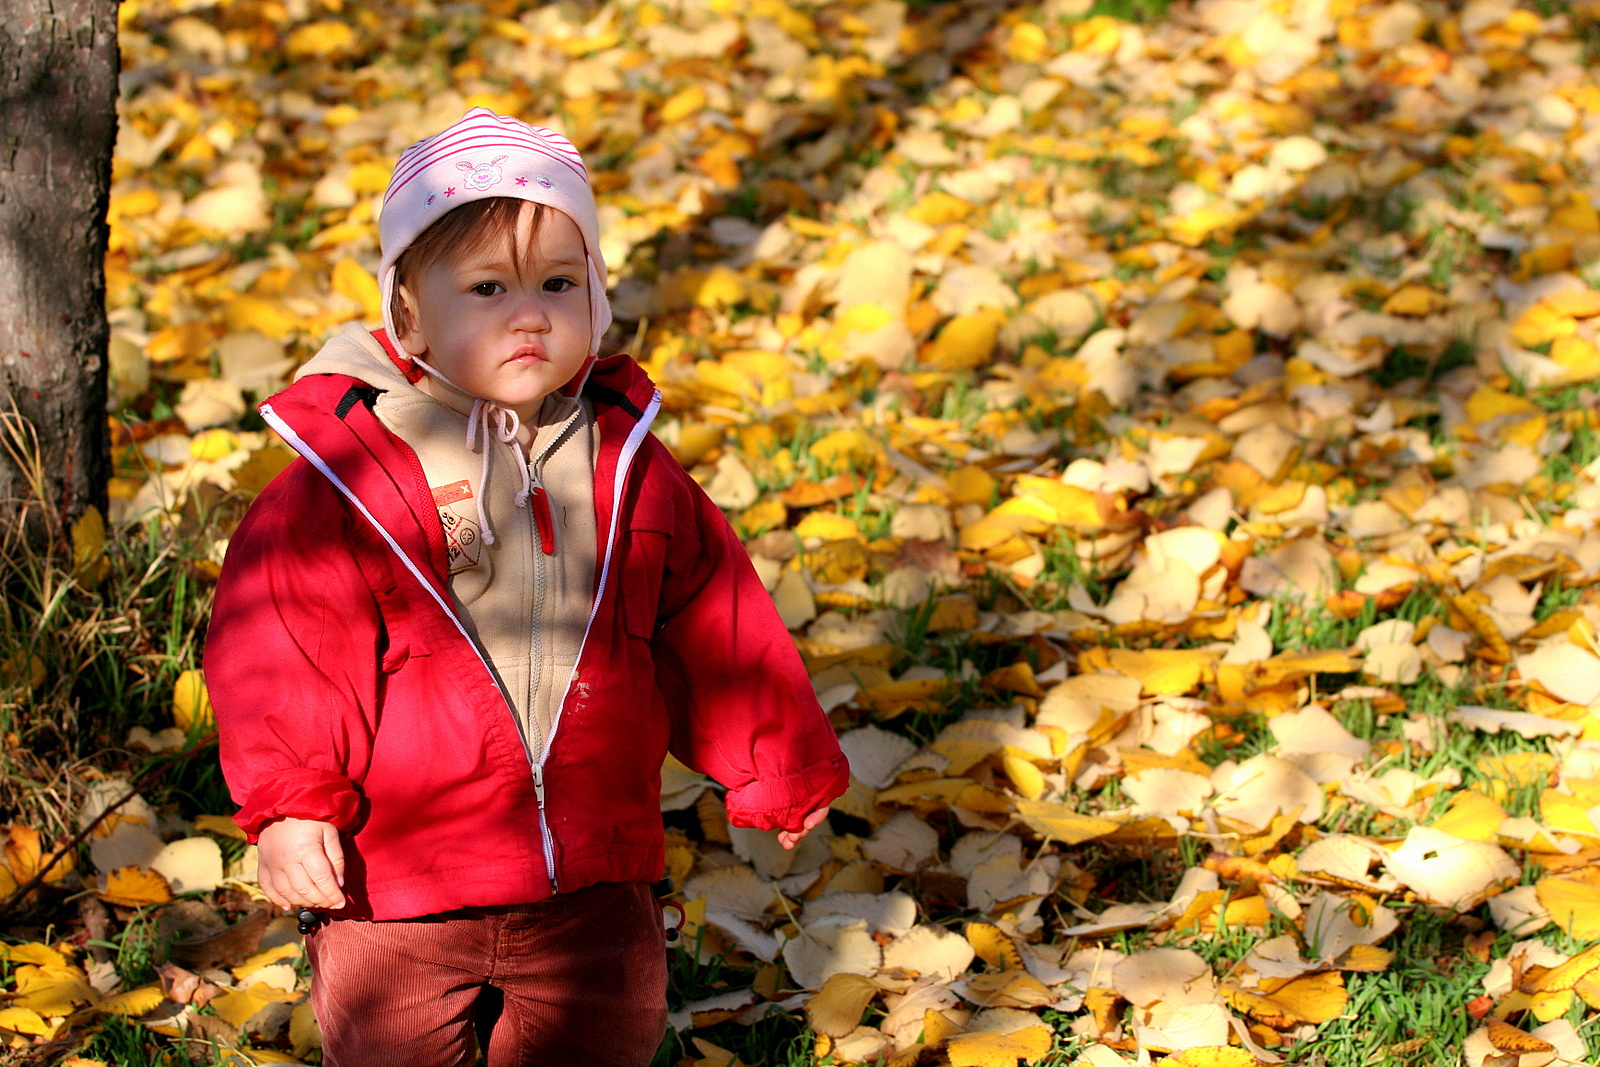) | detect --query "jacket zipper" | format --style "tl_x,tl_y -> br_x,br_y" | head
522,442 -> 554,888
527,390 -> 661,893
